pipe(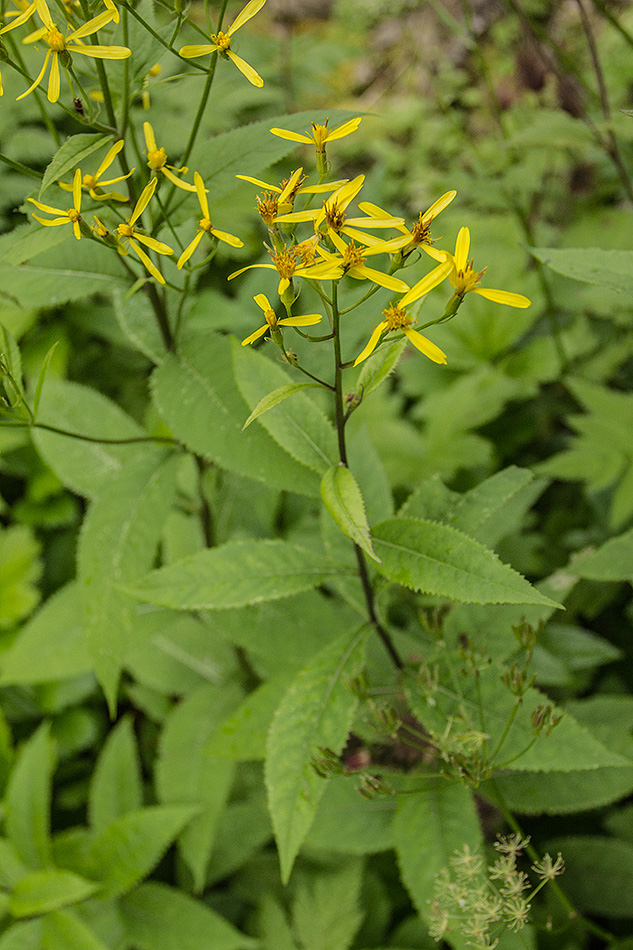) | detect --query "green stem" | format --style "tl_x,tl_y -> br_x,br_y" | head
0,420 -> 180,446
0,152 -> 41,180
121,2 -> 209,71
330,282 -> 404,671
